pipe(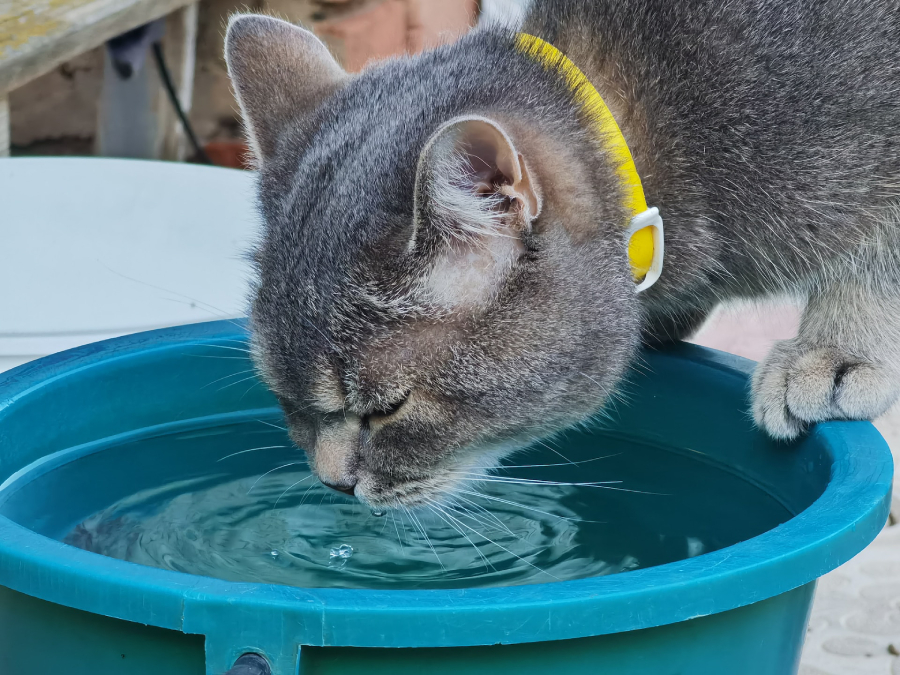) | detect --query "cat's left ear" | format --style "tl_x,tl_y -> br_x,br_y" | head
225,14 -> 347,164
411,117 -> 542,310
412,116 -> 542,249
